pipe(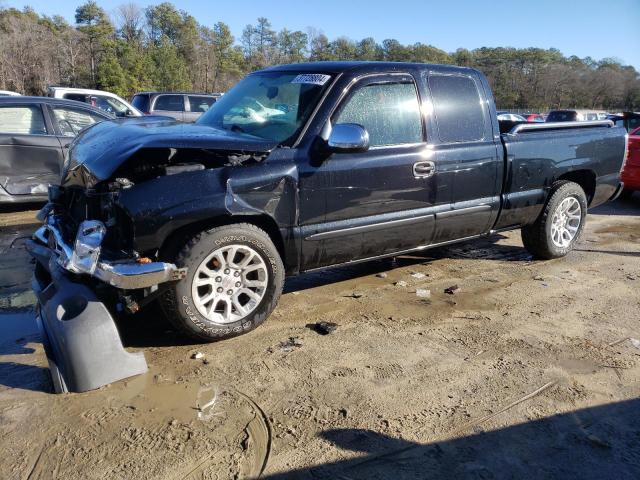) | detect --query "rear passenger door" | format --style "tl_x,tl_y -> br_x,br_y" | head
0,103 -> 63,197
423,72 -> 501,242
185,95 -> 216,122
152,94 -> 185,121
